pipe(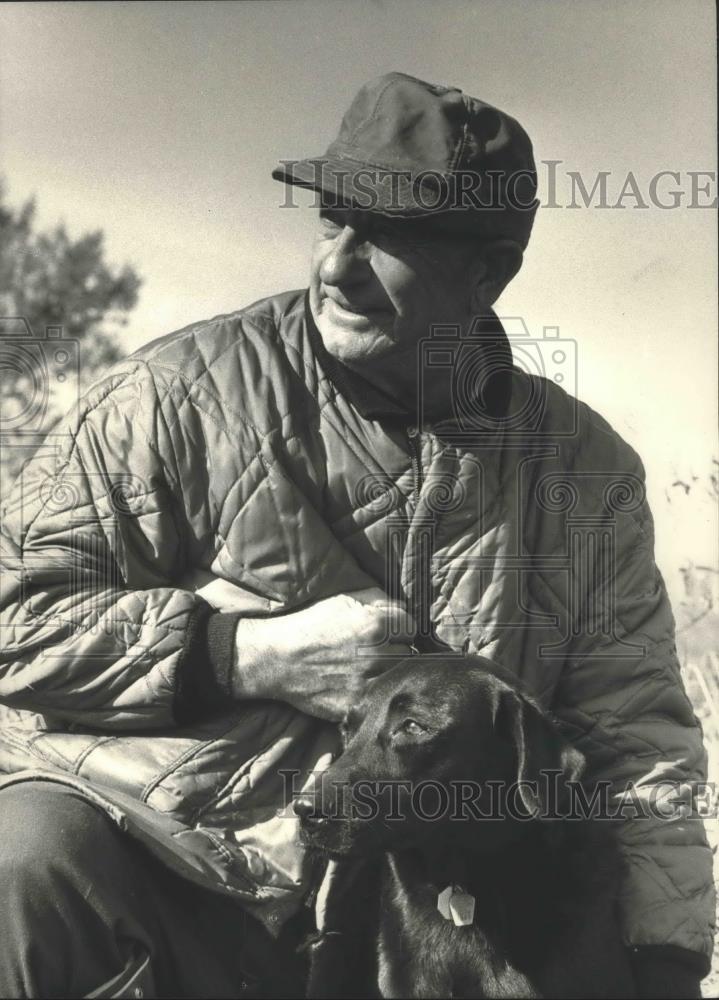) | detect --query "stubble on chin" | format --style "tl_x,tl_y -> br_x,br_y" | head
315,307 -> 398,365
